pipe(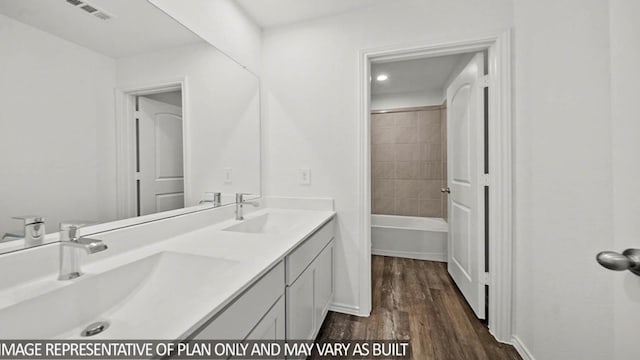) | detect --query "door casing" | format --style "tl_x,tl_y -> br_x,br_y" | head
354,31 -> 513,343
